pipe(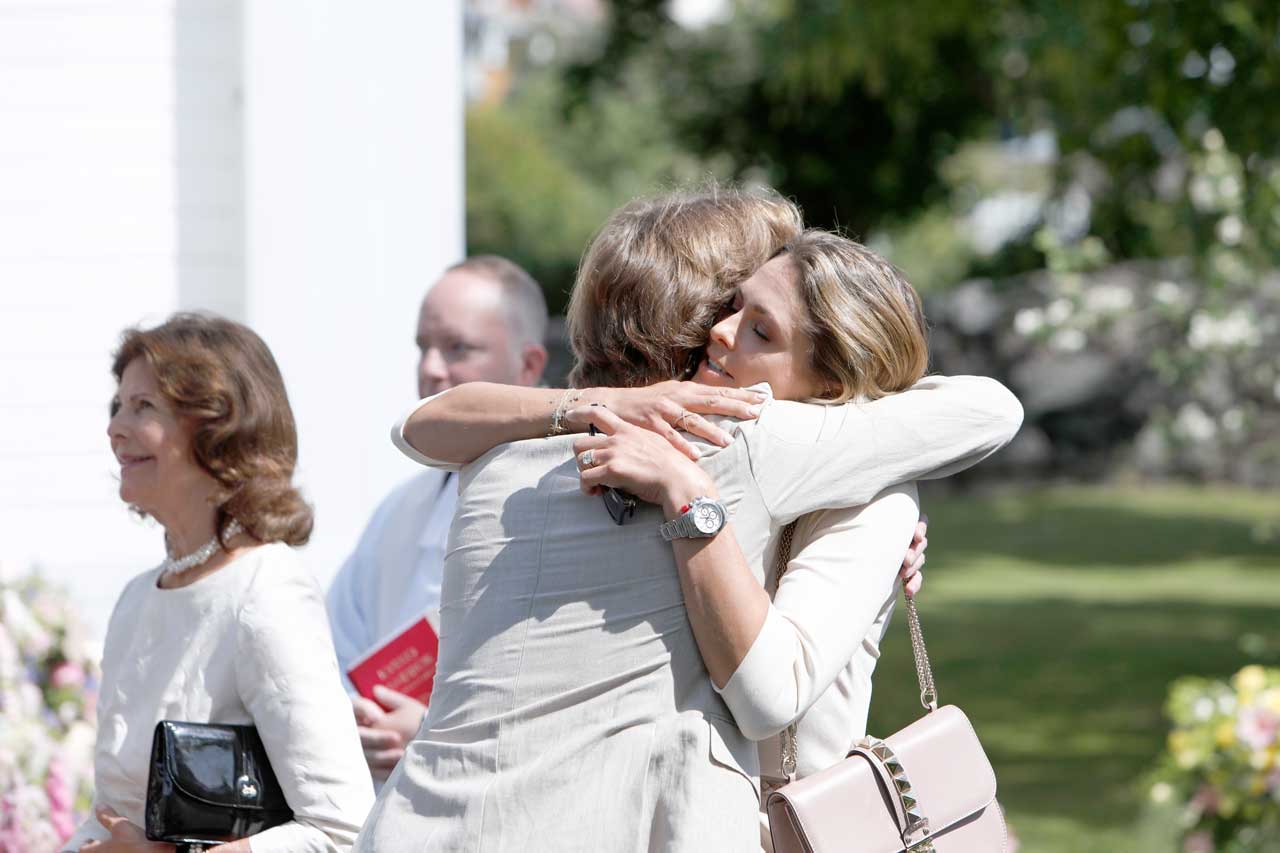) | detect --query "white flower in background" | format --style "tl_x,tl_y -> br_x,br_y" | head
1222,409 -> 1245,435
967,191 -> 1046,255
1190,175 -> 1216,211
1084,284 -> 1133,314
1208,45 -> 1236,86
1050,327 -> 1086,352
1150,781 -> 1174,804
1217,215 -> 1244,246
1212,250 -> 1250,285
1218,175 -> 1241,203
1046,297 -> 1074,325
1193,697 -> 1216,721
1153,280 -> 1186,307
1013,307 -> 1045,336
1188,310 -> 1261,350
1174,403 -> 1217,442
1202,128 -> 1225,151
